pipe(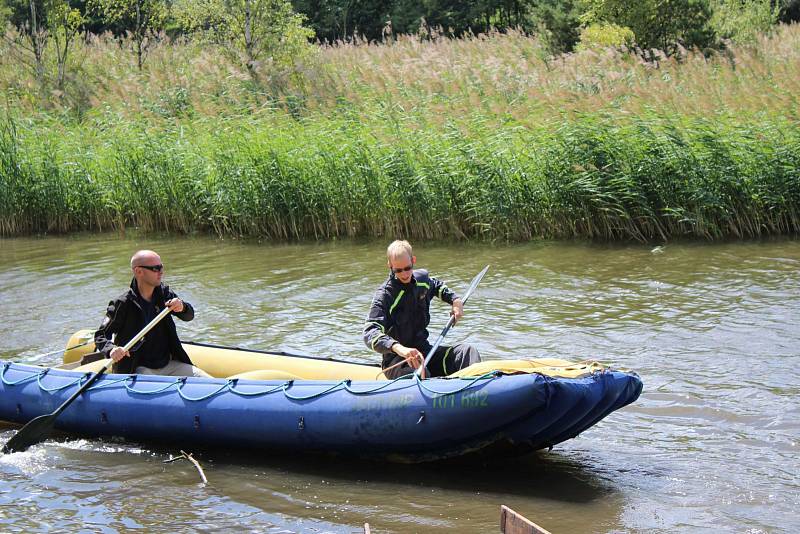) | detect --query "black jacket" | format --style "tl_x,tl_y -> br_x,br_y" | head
363,269 -> 457,368
94,279 -> 195,374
